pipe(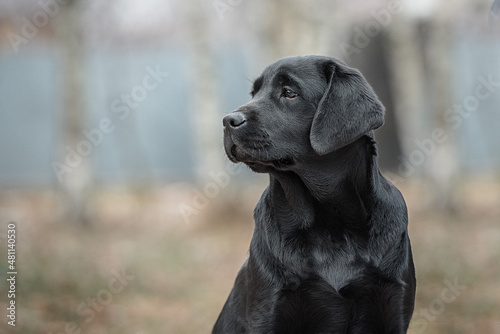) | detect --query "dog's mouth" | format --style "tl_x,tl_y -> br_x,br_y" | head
227,142 -> 294,170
